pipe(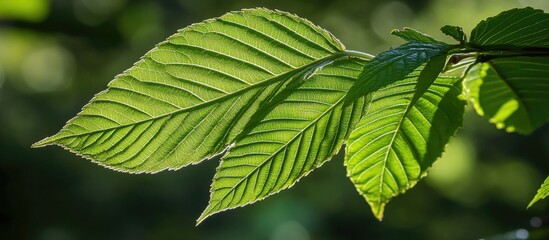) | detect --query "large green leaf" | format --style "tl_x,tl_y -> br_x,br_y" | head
529,175 -> 549,208
345,65 -> 465,220
198,58 -> 368,223
464,57 -> 549,134
470,7 -> 549,48
32,8 -> 347,173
